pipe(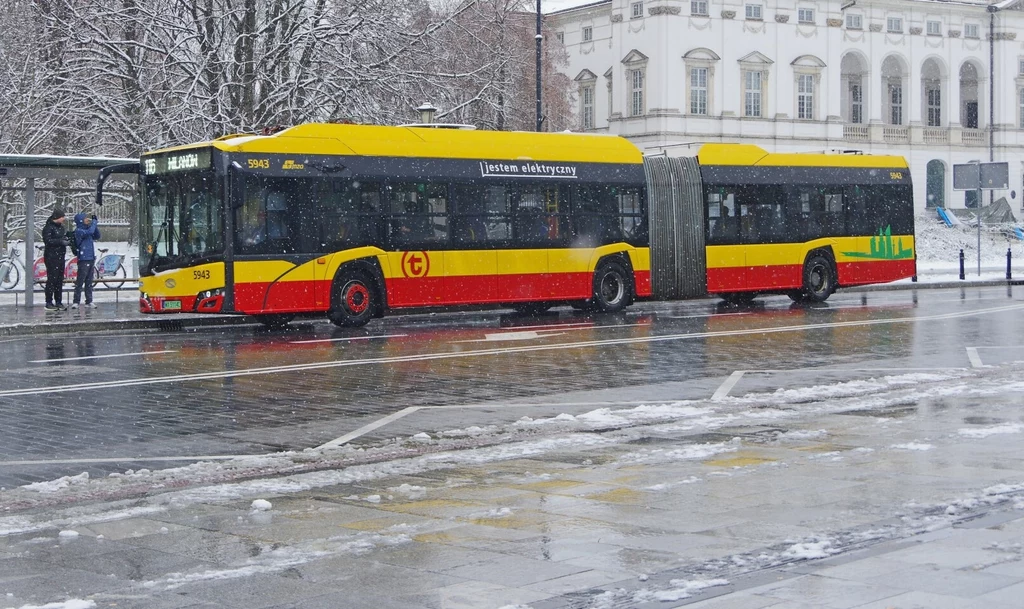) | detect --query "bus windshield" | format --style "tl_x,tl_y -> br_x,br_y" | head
141,171 -> 224,273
